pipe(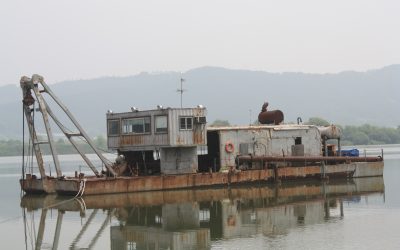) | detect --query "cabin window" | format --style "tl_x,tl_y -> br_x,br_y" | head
108,120 -> 120,136
180,116 -> 193,130
122,117 -> 151,134
295,137 -> 302,145
155,115 -> 168,133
